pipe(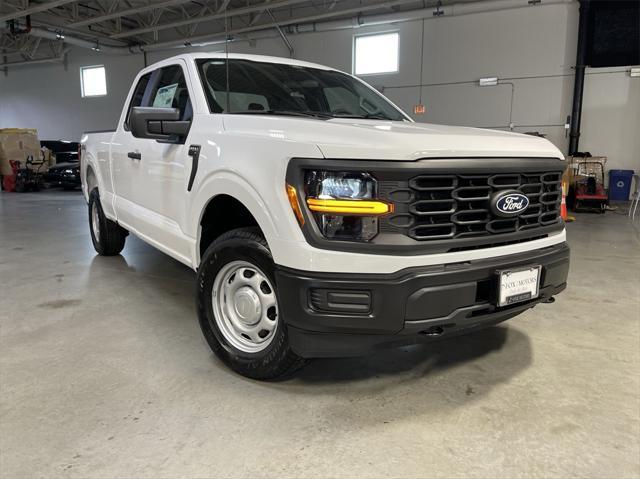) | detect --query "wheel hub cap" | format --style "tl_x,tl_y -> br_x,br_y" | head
211,260 -> 279,354
234,287 -> 261,325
